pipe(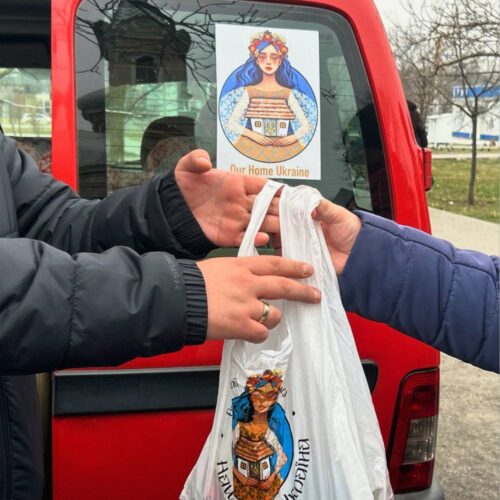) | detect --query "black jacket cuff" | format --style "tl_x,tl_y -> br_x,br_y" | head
159,171 -> 217,259
177,260 -> 208,345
